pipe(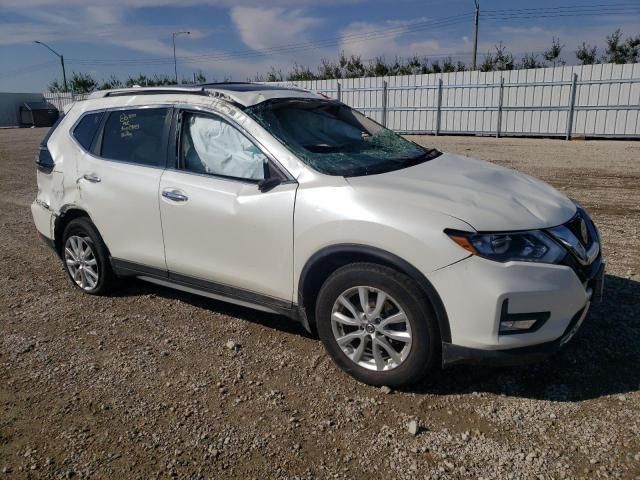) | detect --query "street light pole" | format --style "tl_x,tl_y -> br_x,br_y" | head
172,31 -> 191,84
34,40 -> 67,92
472,0 -> 479,70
